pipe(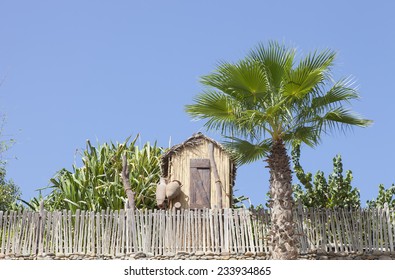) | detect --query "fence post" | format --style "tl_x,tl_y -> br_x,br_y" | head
384,203 -> 393,253
35,200 -> 45,256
